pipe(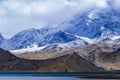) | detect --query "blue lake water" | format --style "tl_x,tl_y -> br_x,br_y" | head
0,76 -> 116,80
